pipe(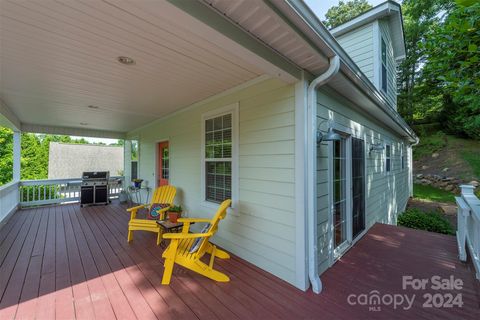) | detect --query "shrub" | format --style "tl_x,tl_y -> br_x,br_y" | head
398,208 -> 454,235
